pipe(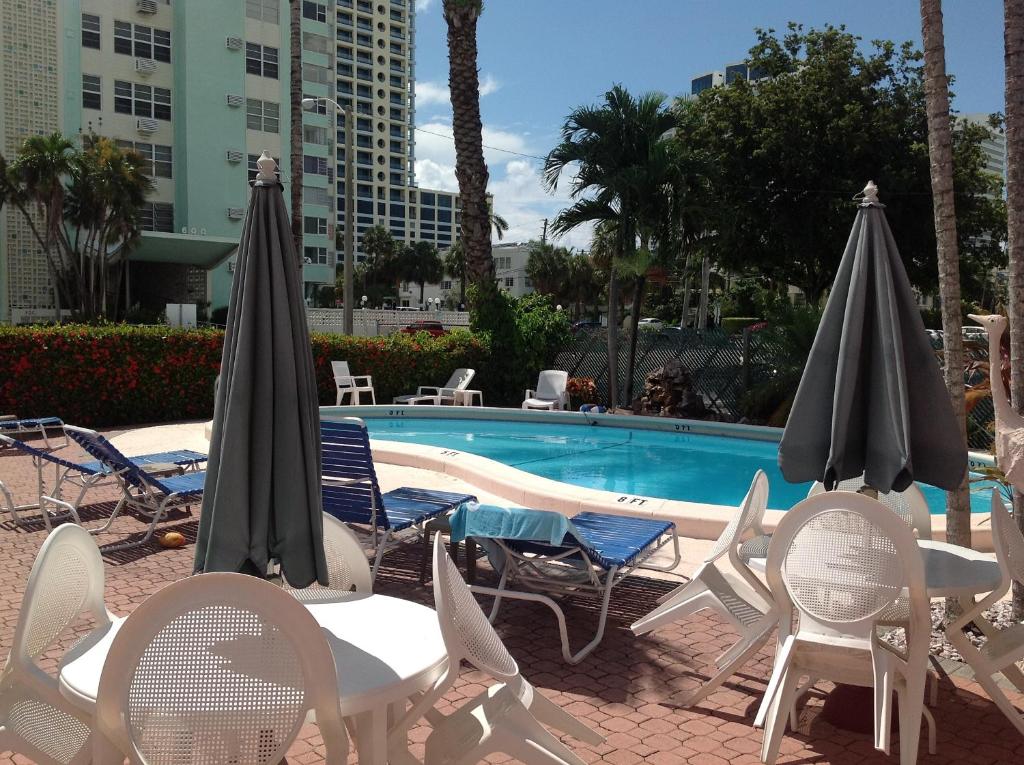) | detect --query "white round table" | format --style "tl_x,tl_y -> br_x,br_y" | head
59,593 -> 448,765
746,538 -> 1003,598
